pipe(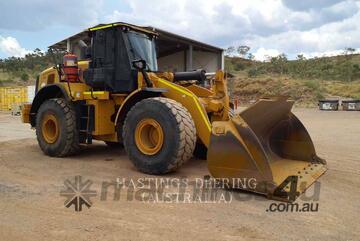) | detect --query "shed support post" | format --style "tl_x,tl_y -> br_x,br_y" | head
66,39 -> 71,53
220,51 -> 225,70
